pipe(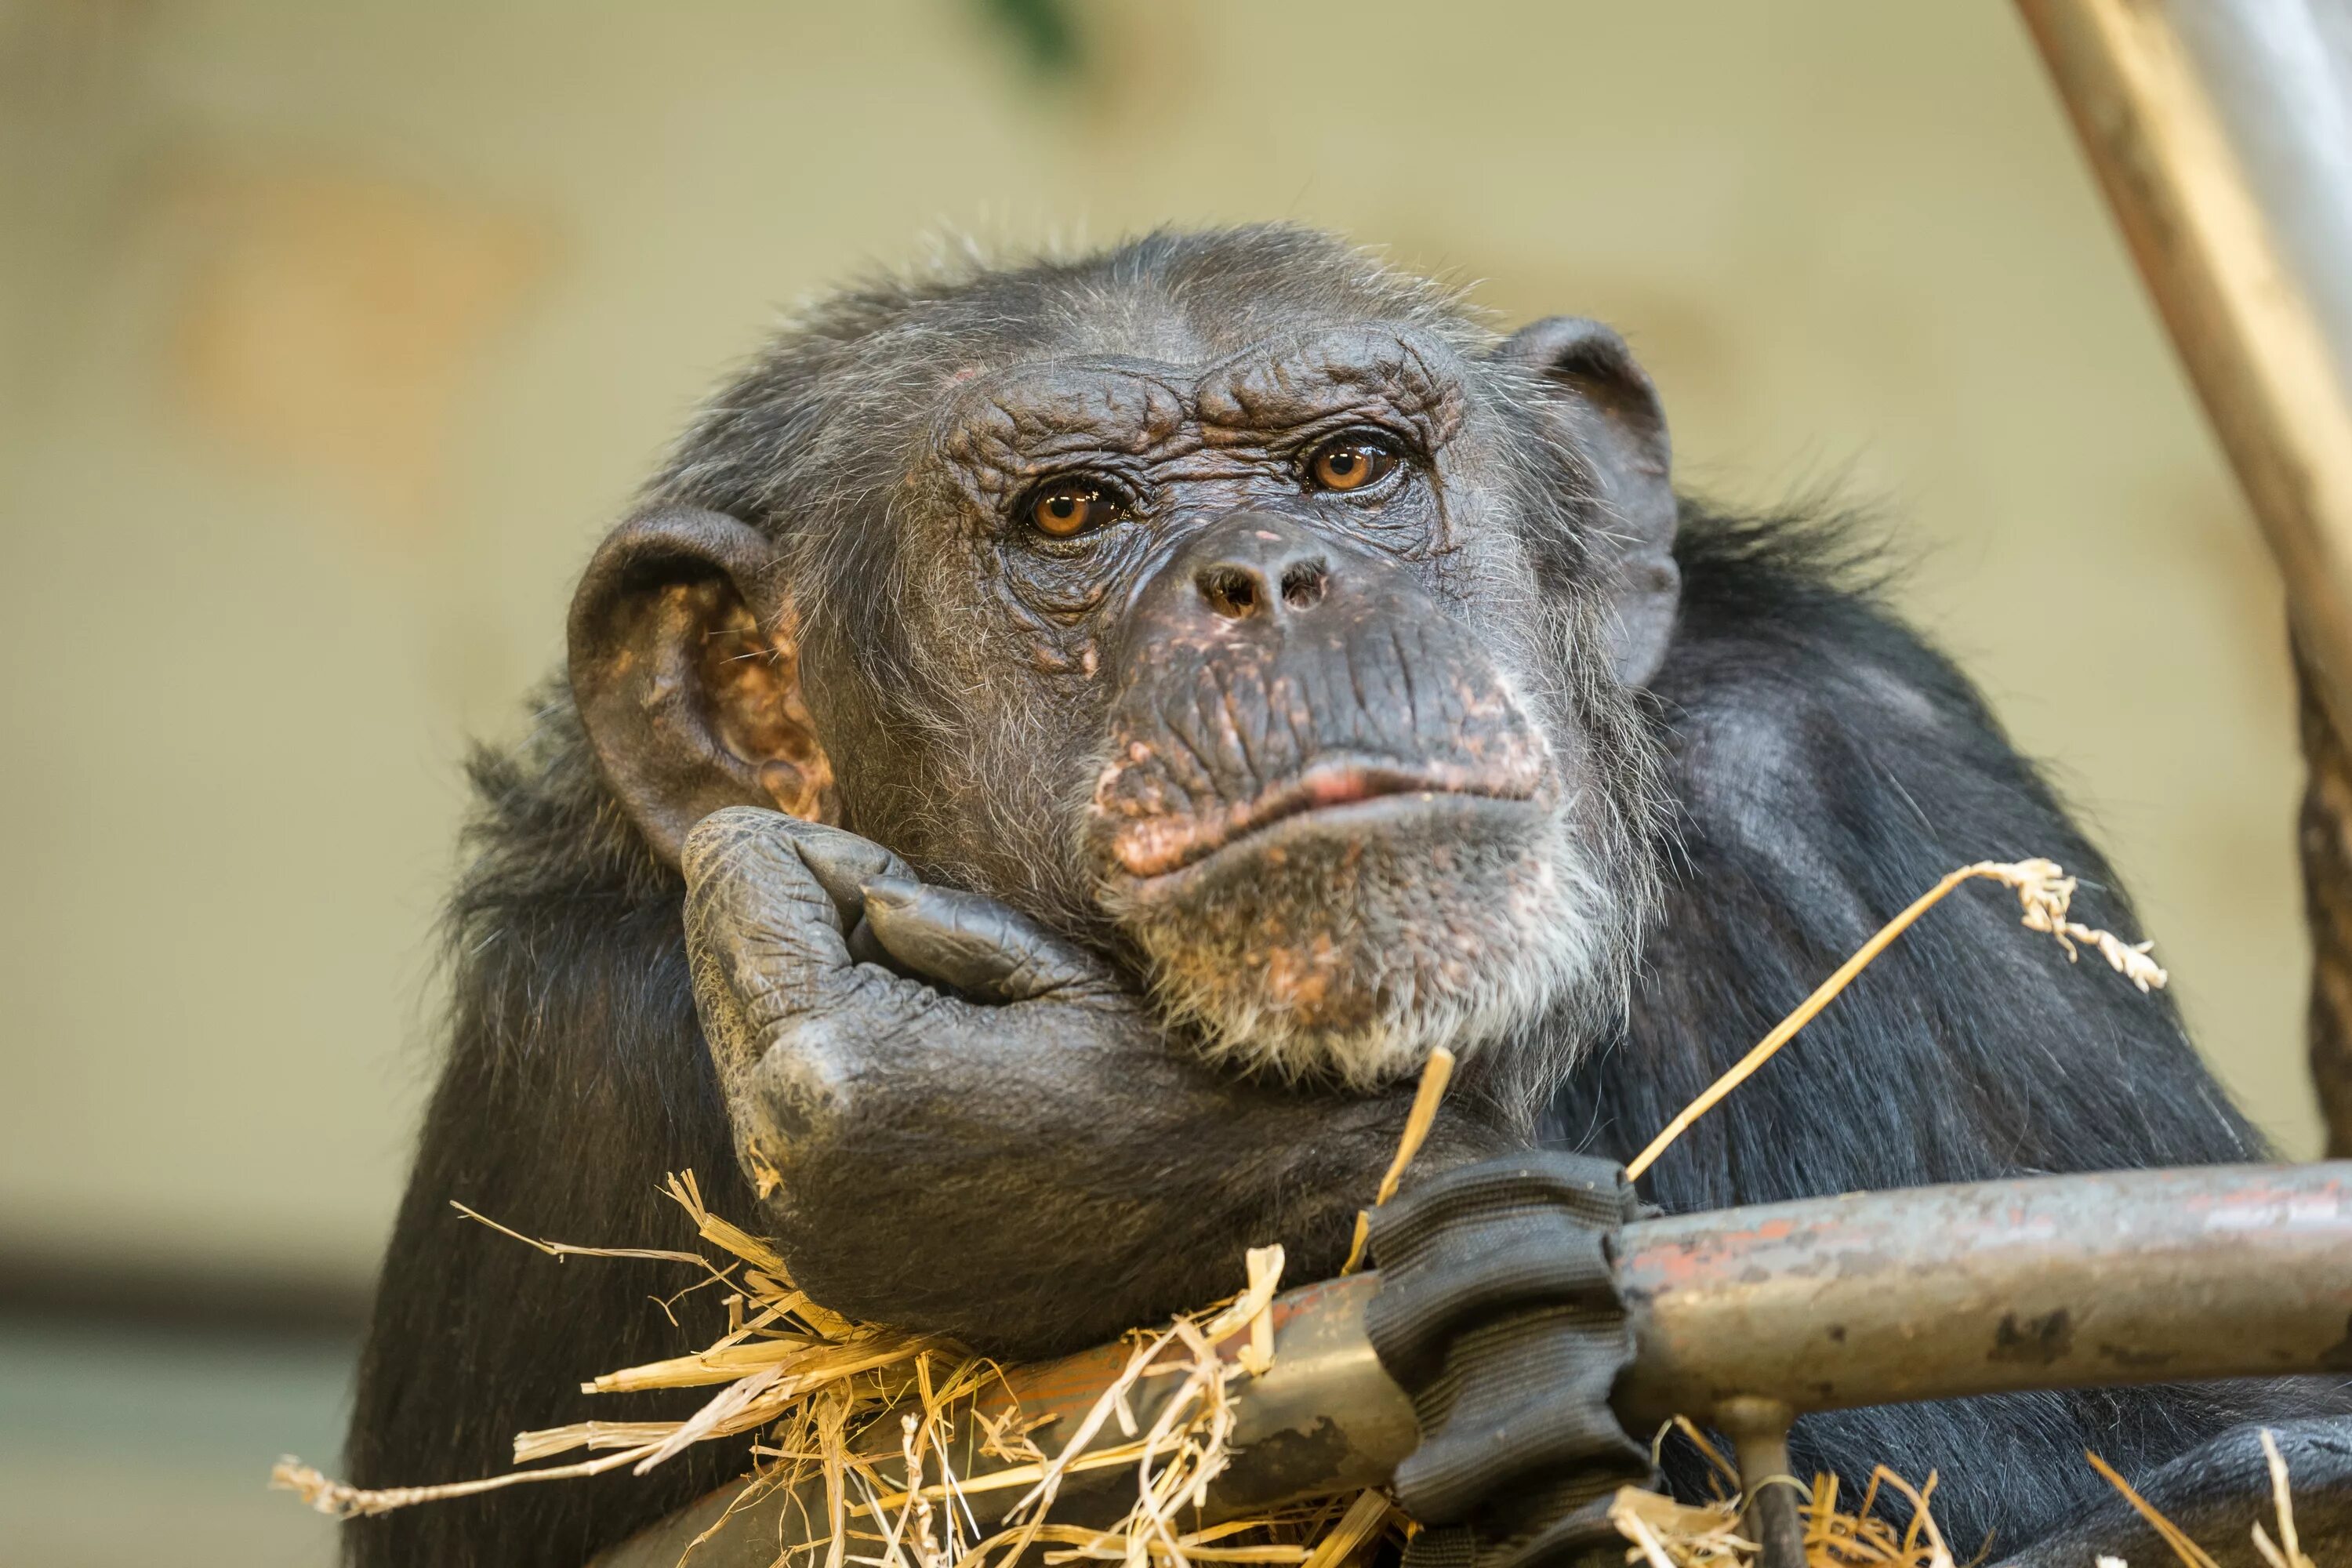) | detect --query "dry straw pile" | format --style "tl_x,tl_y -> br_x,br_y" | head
276,1174 -> 1373,1568
275,860 -> 2311,1568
